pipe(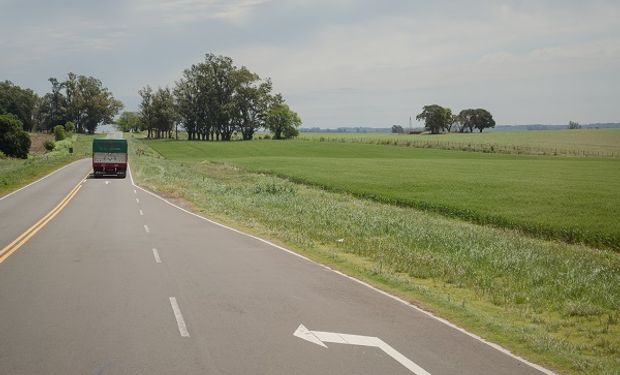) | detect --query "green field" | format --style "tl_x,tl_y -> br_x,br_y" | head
146,139 -> 620,250
130,134 -> 620,374
297,128 -> 620,157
